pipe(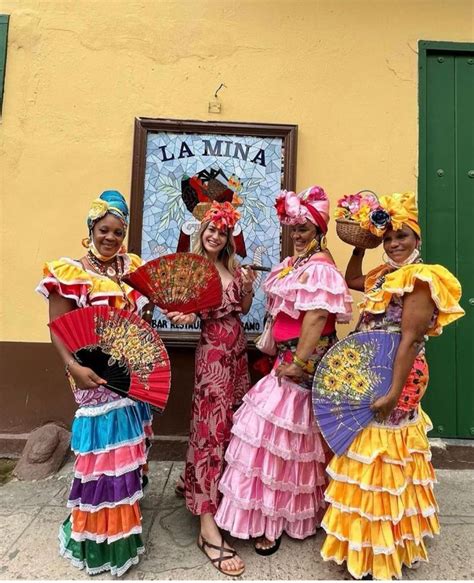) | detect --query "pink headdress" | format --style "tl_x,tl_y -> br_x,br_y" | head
202,201 -> 240,231
275,185 -> 329,234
